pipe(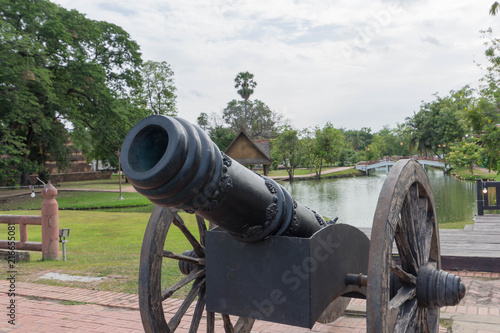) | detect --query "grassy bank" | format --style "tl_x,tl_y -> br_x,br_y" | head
0,210 -> 197,296
320,168 -> 364,179
264,167 -> 363,180
450,166 -> 500,181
